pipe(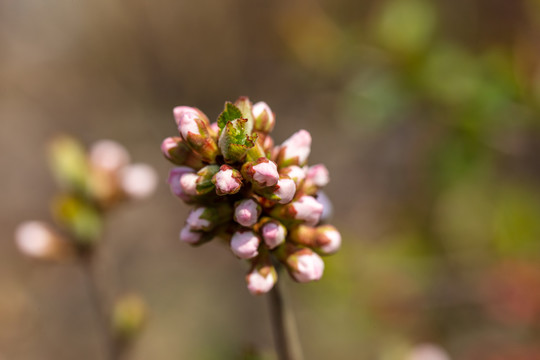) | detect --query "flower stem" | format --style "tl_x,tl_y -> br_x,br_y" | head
268,280 -> 303,360
79,255 -> 121,360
